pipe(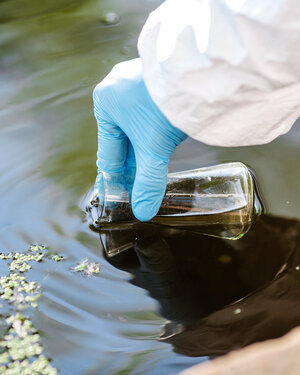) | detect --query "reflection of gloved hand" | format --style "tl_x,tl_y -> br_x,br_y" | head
93,58 -> 187,221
